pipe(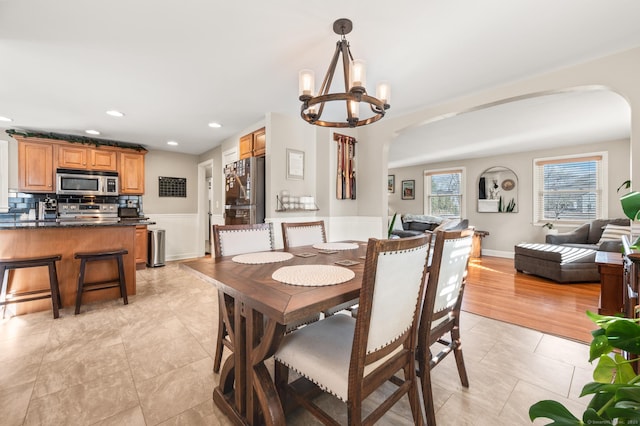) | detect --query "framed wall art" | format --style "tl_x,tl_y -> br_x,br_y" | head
388,175 -> 395,193
401,180 -> 415,200
286,149 -> 305,180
